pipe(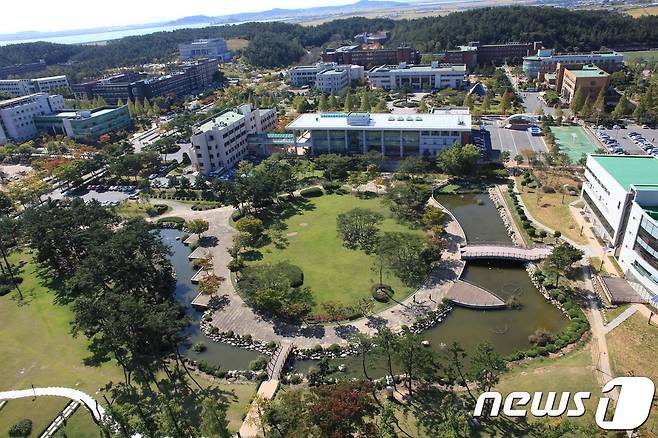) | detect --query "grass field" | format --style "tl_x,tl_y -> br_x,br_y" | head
622,50 -> 658,63
514,176 -> 587,245
255,193 -> 425,313
607,312 -> 658,435
0,250 -> 256,436
551,126 -> 599,163
626,5 -> 658,18
226,38 -> 249,51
